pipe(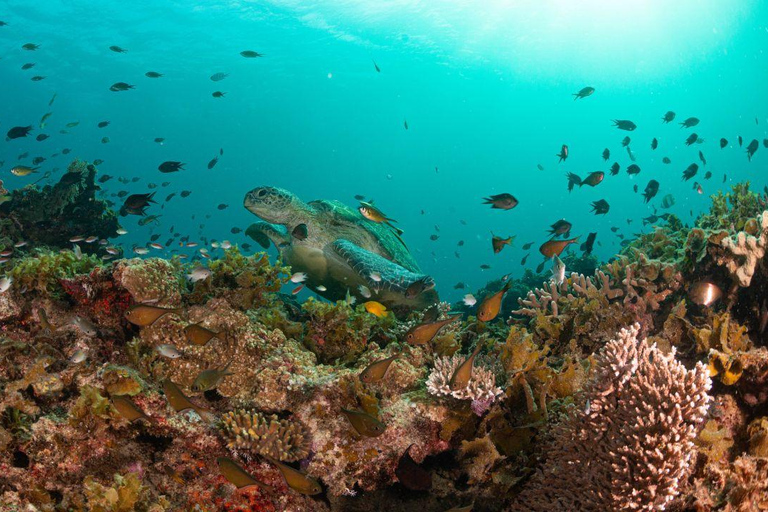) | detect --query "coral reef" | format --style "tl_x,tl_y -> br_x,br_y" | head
0,160 -> 120,255
511,324 -> 712,511
2,181 -> 768,510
